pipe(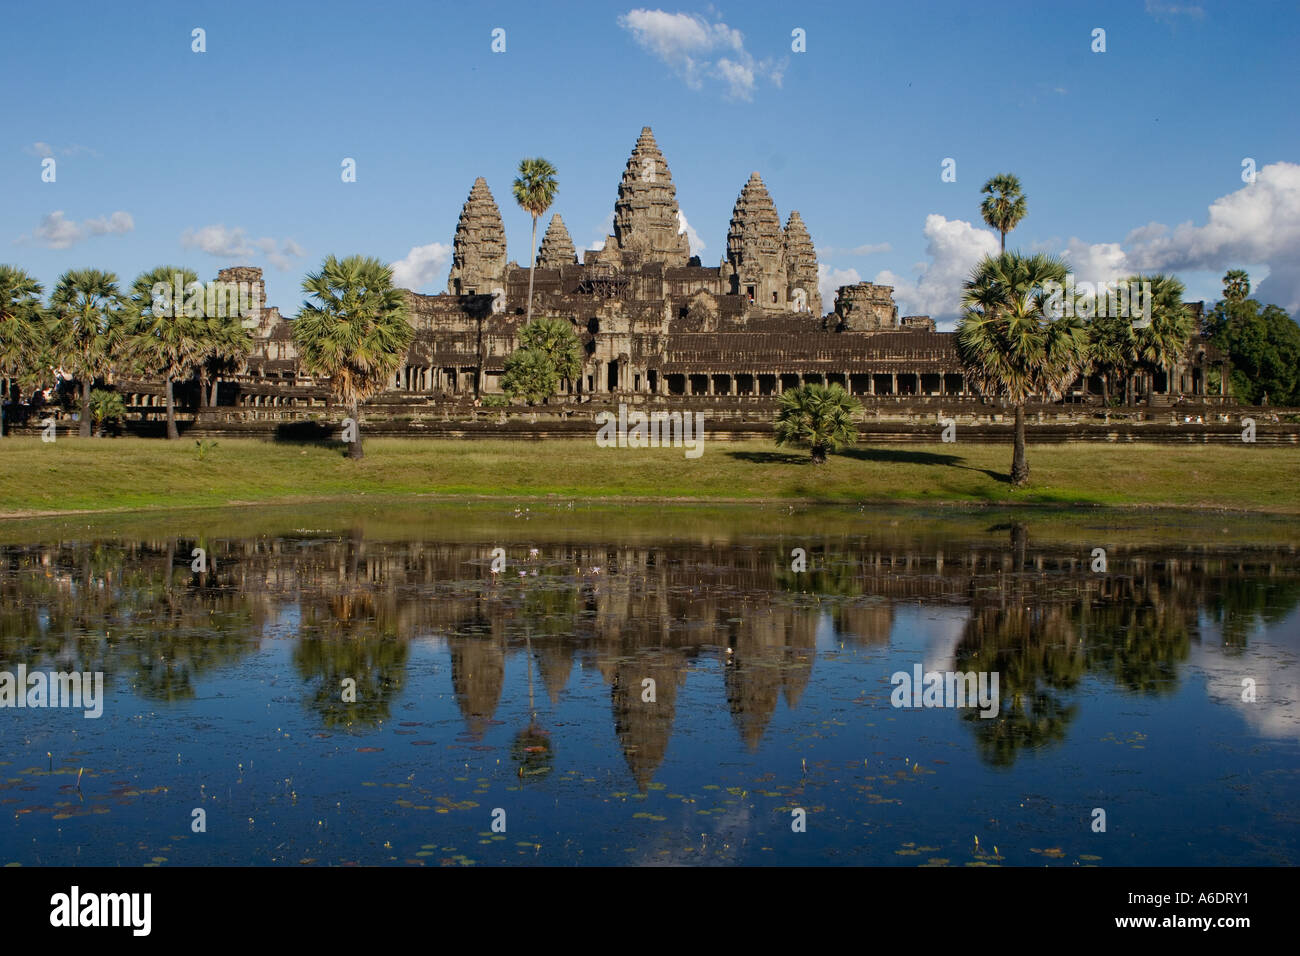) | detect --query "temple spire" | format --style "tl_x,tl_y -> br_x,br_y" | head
726,172 -> 786,308
600,126 -> 690,268
537,213 -> 578,269
783,210 -> 821,316
447,177 -> 507,296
